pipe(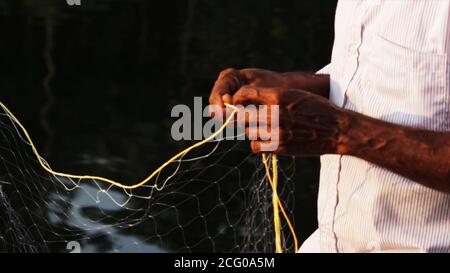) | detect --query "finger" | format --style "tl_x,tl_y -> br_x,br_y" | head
251,141 -> 291,154
250,141 -> 263,153
246,127 -> 277,142
246,127 -> 267,141
209,93 -> 234,120
209,68 -> 243,106
232,86 -> 279,107
222,94 -> 232,105
235,107 -> 259,128
235,106 -> 287,131
250,141 -> 281,153
246,127 -> 293,143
